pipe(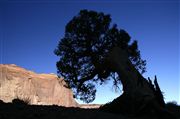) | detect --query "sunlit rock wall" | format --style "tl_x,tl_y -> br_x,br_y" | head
0,64 -> 78,107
